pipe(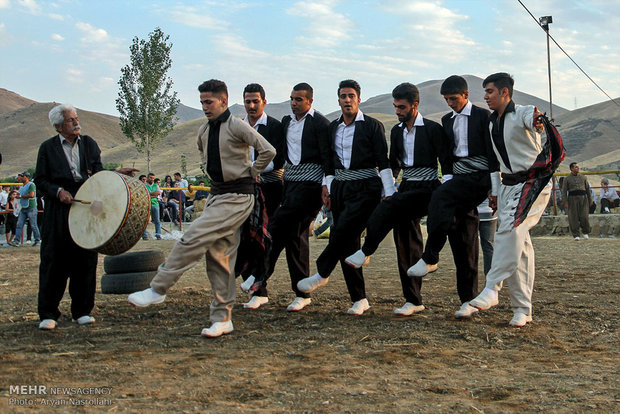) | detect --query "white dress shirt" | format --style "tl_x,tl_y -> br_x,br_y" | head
452,100 -> 472,157
401,112 -> 425,167
286,108 -> 315,165
334,110 -> 365,169
244,112 -> 274,172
